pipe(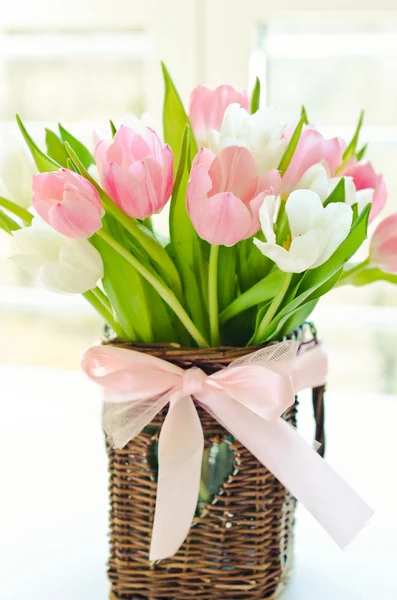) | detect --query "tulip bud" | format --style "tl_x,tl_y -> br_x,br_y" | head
369,213 -> 397,274
340,159 -> 387,222
189,84 -> 249,144
32,169 -> 104,238
94,125 -> 173,220
281,126 -> 344,197
207,104 -> 286,174
10,217 -> 104,294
